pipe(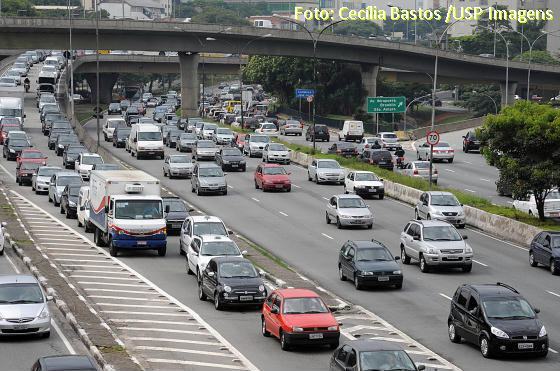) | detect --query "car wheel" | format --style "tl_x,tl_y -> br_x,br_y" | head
41,331 -> 51,339
179,240 -> 185,256
338,265 -> 346,281
400,245 -> 411,264
462,264 -> 472,273
419,254 -> 430,273
214,292 -> 224,311
261,317 -> 270,337
480,335 -> 493,358
415,209 -> 420,220
325,212 -> 331,224
196,186 -> 202,196
198,281 -> 207,301
448,322 -> 461,343
395,282 -> 402,289
329,341 -> 339,350
255,180 -> 259,189
354,275 -> 362,290
308,172 -> 312,181
157,246 -> 166,257
551,260 -> 558,275
336,217 -> 342,229
529,251 -> 538,267
280,331 -> 290,351
367,224 -> 373,229
448,158 -> 454,163
426,214 -> 431,220
314,175 -> 319,184
77,219 -> 83,227
109,239 -> 118,257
